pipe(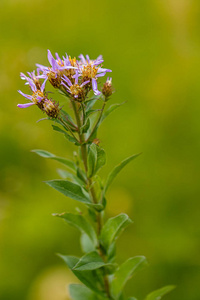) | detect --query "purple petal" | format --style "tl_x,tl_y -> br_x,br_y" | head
74,71 -> 79,84
61,82 -> 70,91
17,102 -> 34,108
79,54 -> 86,64
41,77 -> 48,92
81,80 -> 90,87
96,71 -> 107,77
98,67 -> 112,73
62,75 -> 72,86
93,59 -> 104,65
47,50 -> 54,65
18,90 -> 32,100
92,78 -> 101,95
86,55 -> 90,63
27,78 -> 37,92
